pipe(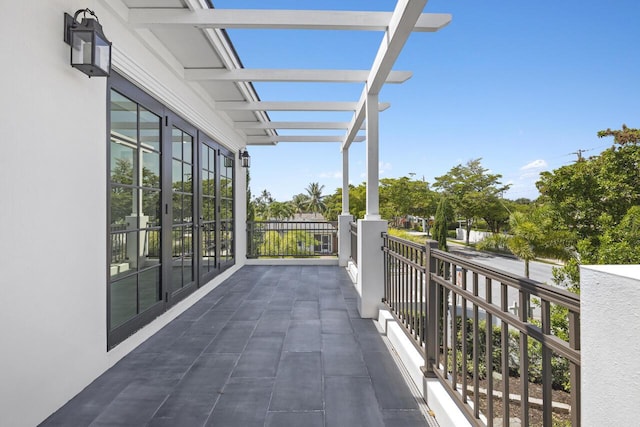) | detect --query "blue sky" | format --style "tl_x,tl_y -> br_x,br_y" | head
214,0 -> 640,201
